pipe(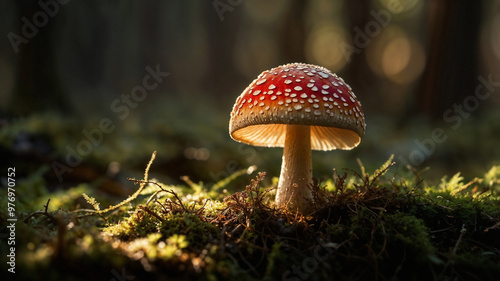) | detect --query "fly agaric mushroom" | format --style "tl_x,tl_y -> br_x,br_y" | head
229,63 -> 365,214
